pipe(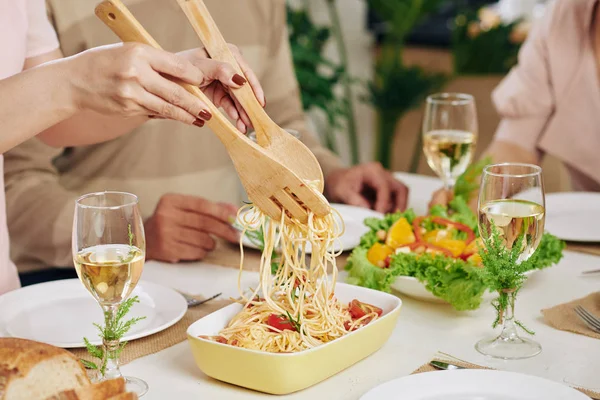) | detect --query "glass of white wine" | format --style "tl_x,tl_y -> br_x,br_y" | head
422,93 -> 478,190
476,163 -> 545,359
73,191 -> 147,395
